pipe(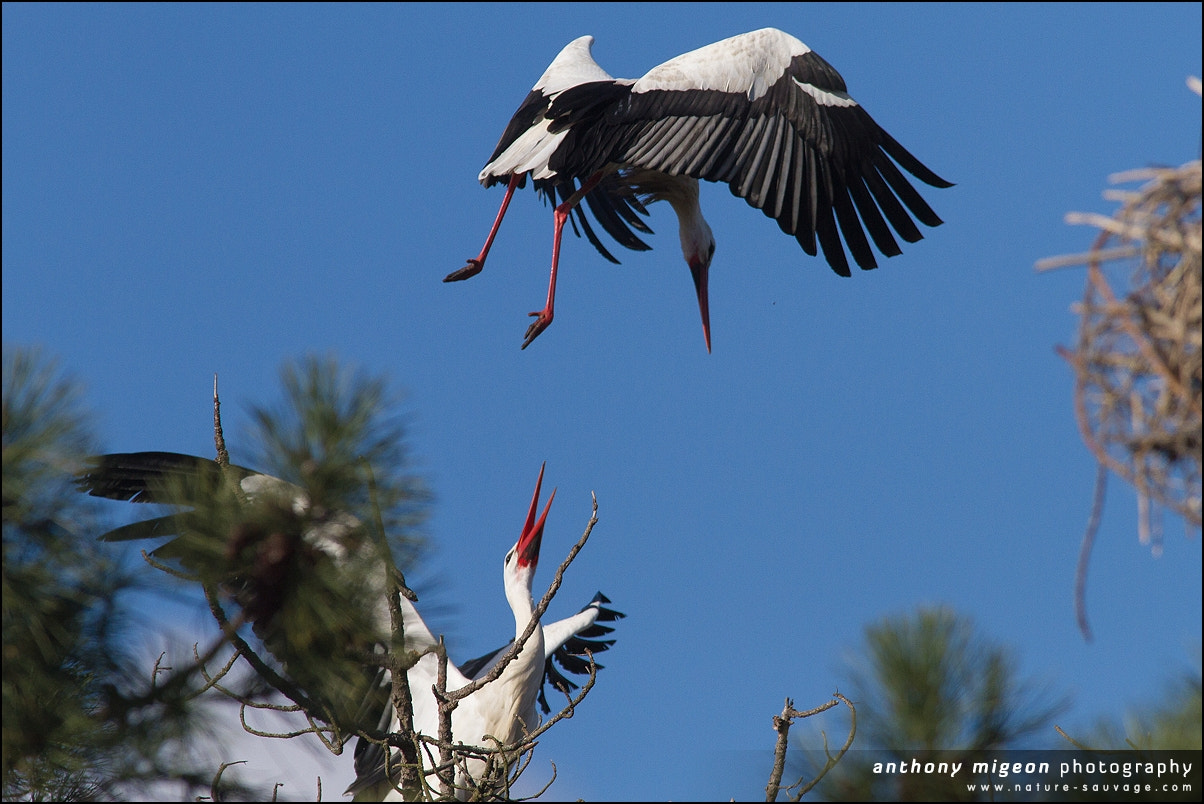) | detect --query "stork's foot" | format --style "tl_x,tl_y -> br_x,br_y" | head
444,259 -> 484,283
521,309 -> 553,350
